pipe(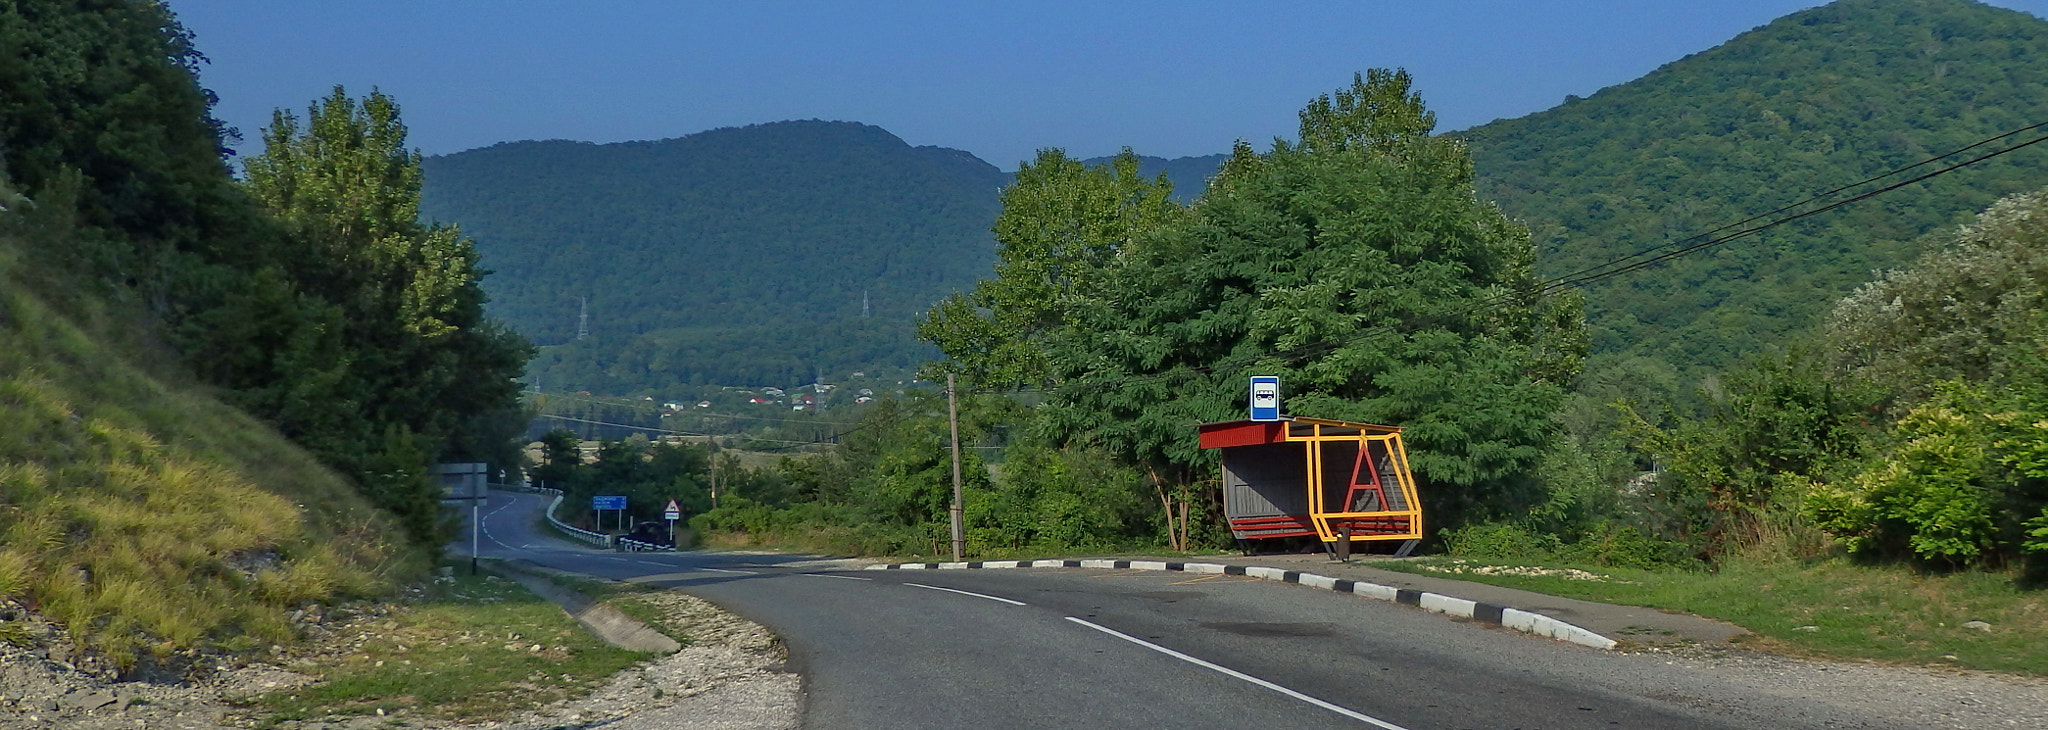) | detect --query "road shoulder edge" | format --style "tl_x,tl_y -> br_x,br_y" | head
865,559 -> 1617,650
